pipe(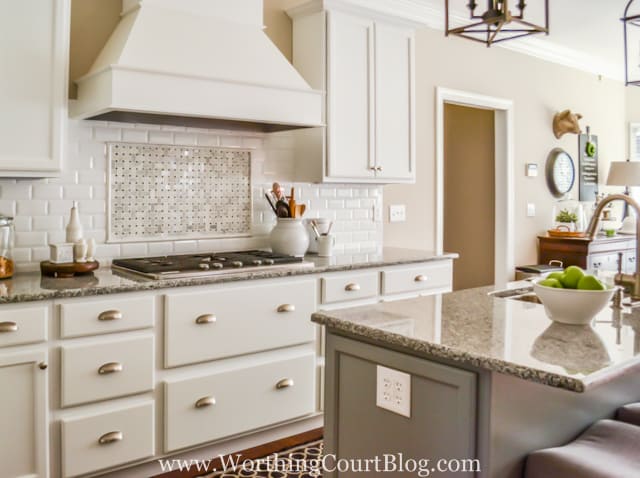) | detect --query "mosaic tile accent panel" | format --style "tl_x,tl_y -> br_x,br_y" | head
108,143 -> 251,242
